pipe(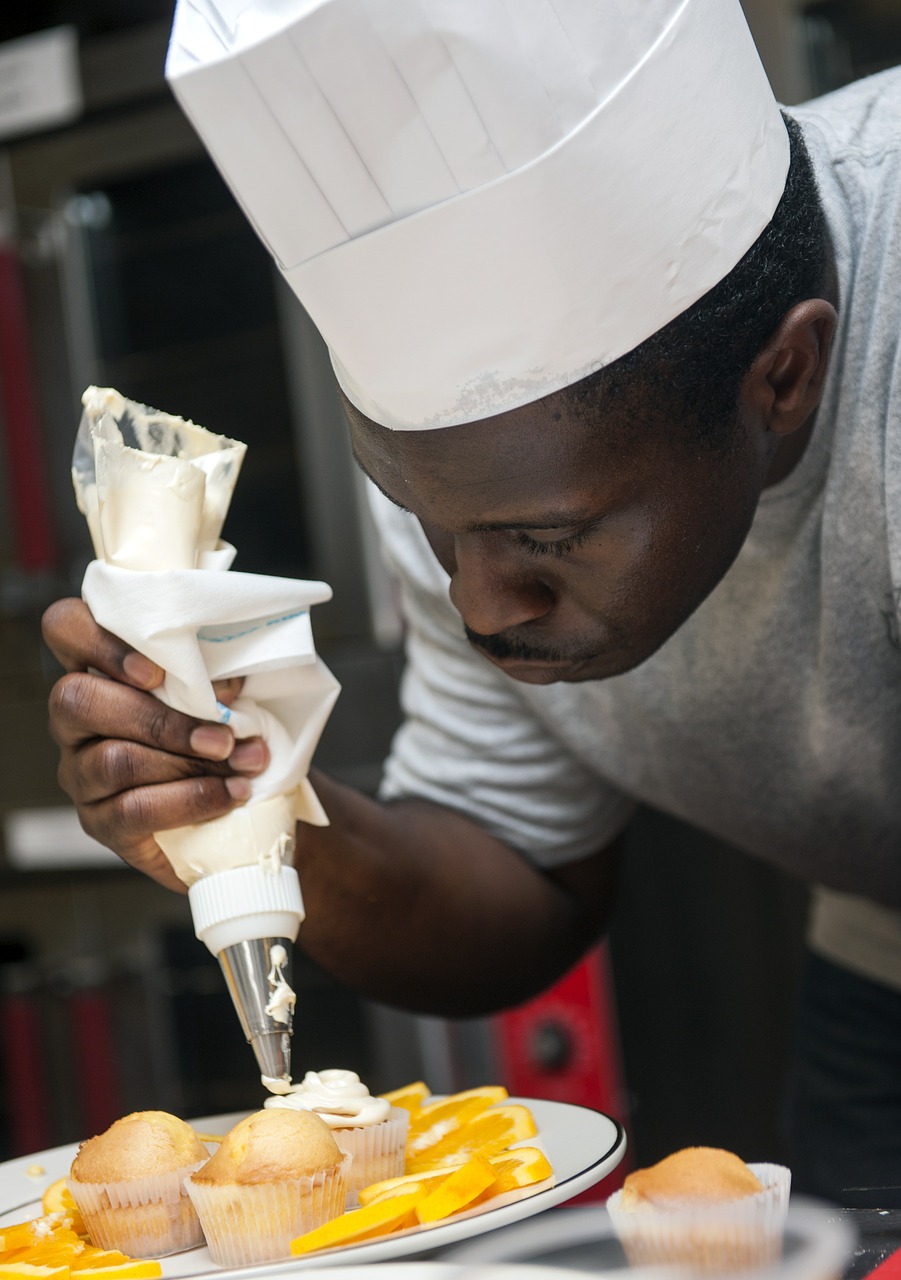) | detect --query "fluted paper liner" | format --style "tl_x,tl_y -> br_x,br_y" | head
68,1161 -> 207,1257
184,1151 -> 351,1266
331,1107 -> 409,1203
606,1162 -> 791,1272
